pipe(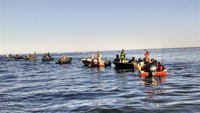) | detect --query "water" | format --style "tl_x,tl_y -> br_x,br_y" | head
0,48 -> 200,113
